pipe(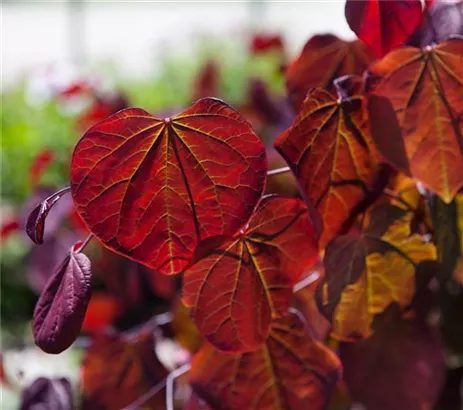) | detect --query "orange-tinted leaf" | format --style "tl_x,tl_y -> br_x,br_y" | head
81,292 -> 124,334
71,98 -> 267,275
81,330 -> 167,410
275,75 -> 380,248
285,34 -> 374,111
189,312 -> 341,410
321,203 -> 436,340
340,308 -> 445,410
366,38 -> 463,203
171,299 -> 203,354
182,195 -> 318,353
345,0 -> 424,58
33,248 -> 92,353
